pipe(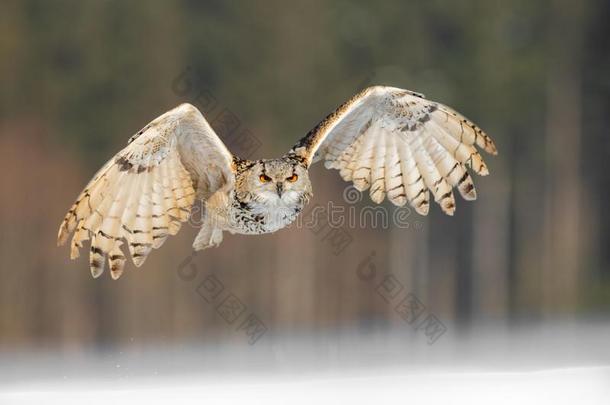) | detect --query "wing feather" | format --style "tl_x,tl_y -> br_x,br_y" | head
290,86 -> 497,215
369,130 -> 387,204
384,133 -> 407,207
58,103 -> 234,278
351,122 -> 379,192
397,137 -> 428,215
